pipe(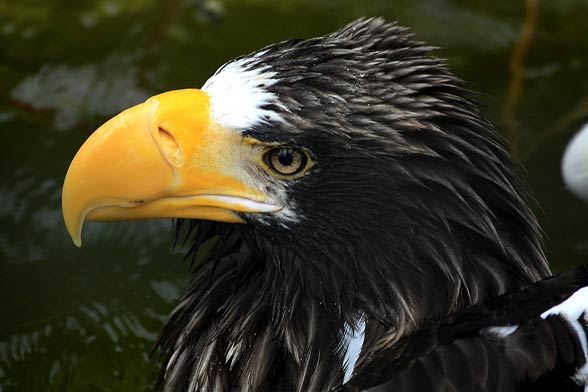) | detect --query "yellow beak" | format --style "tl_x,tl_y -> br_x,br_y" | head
62,89 -> 280,247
